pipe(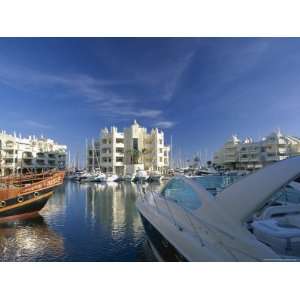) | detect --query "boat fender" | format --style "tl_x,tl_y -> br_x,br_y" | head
0,201 -> 6,208
34,191 -> 39,197
17,196 -> 24,203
